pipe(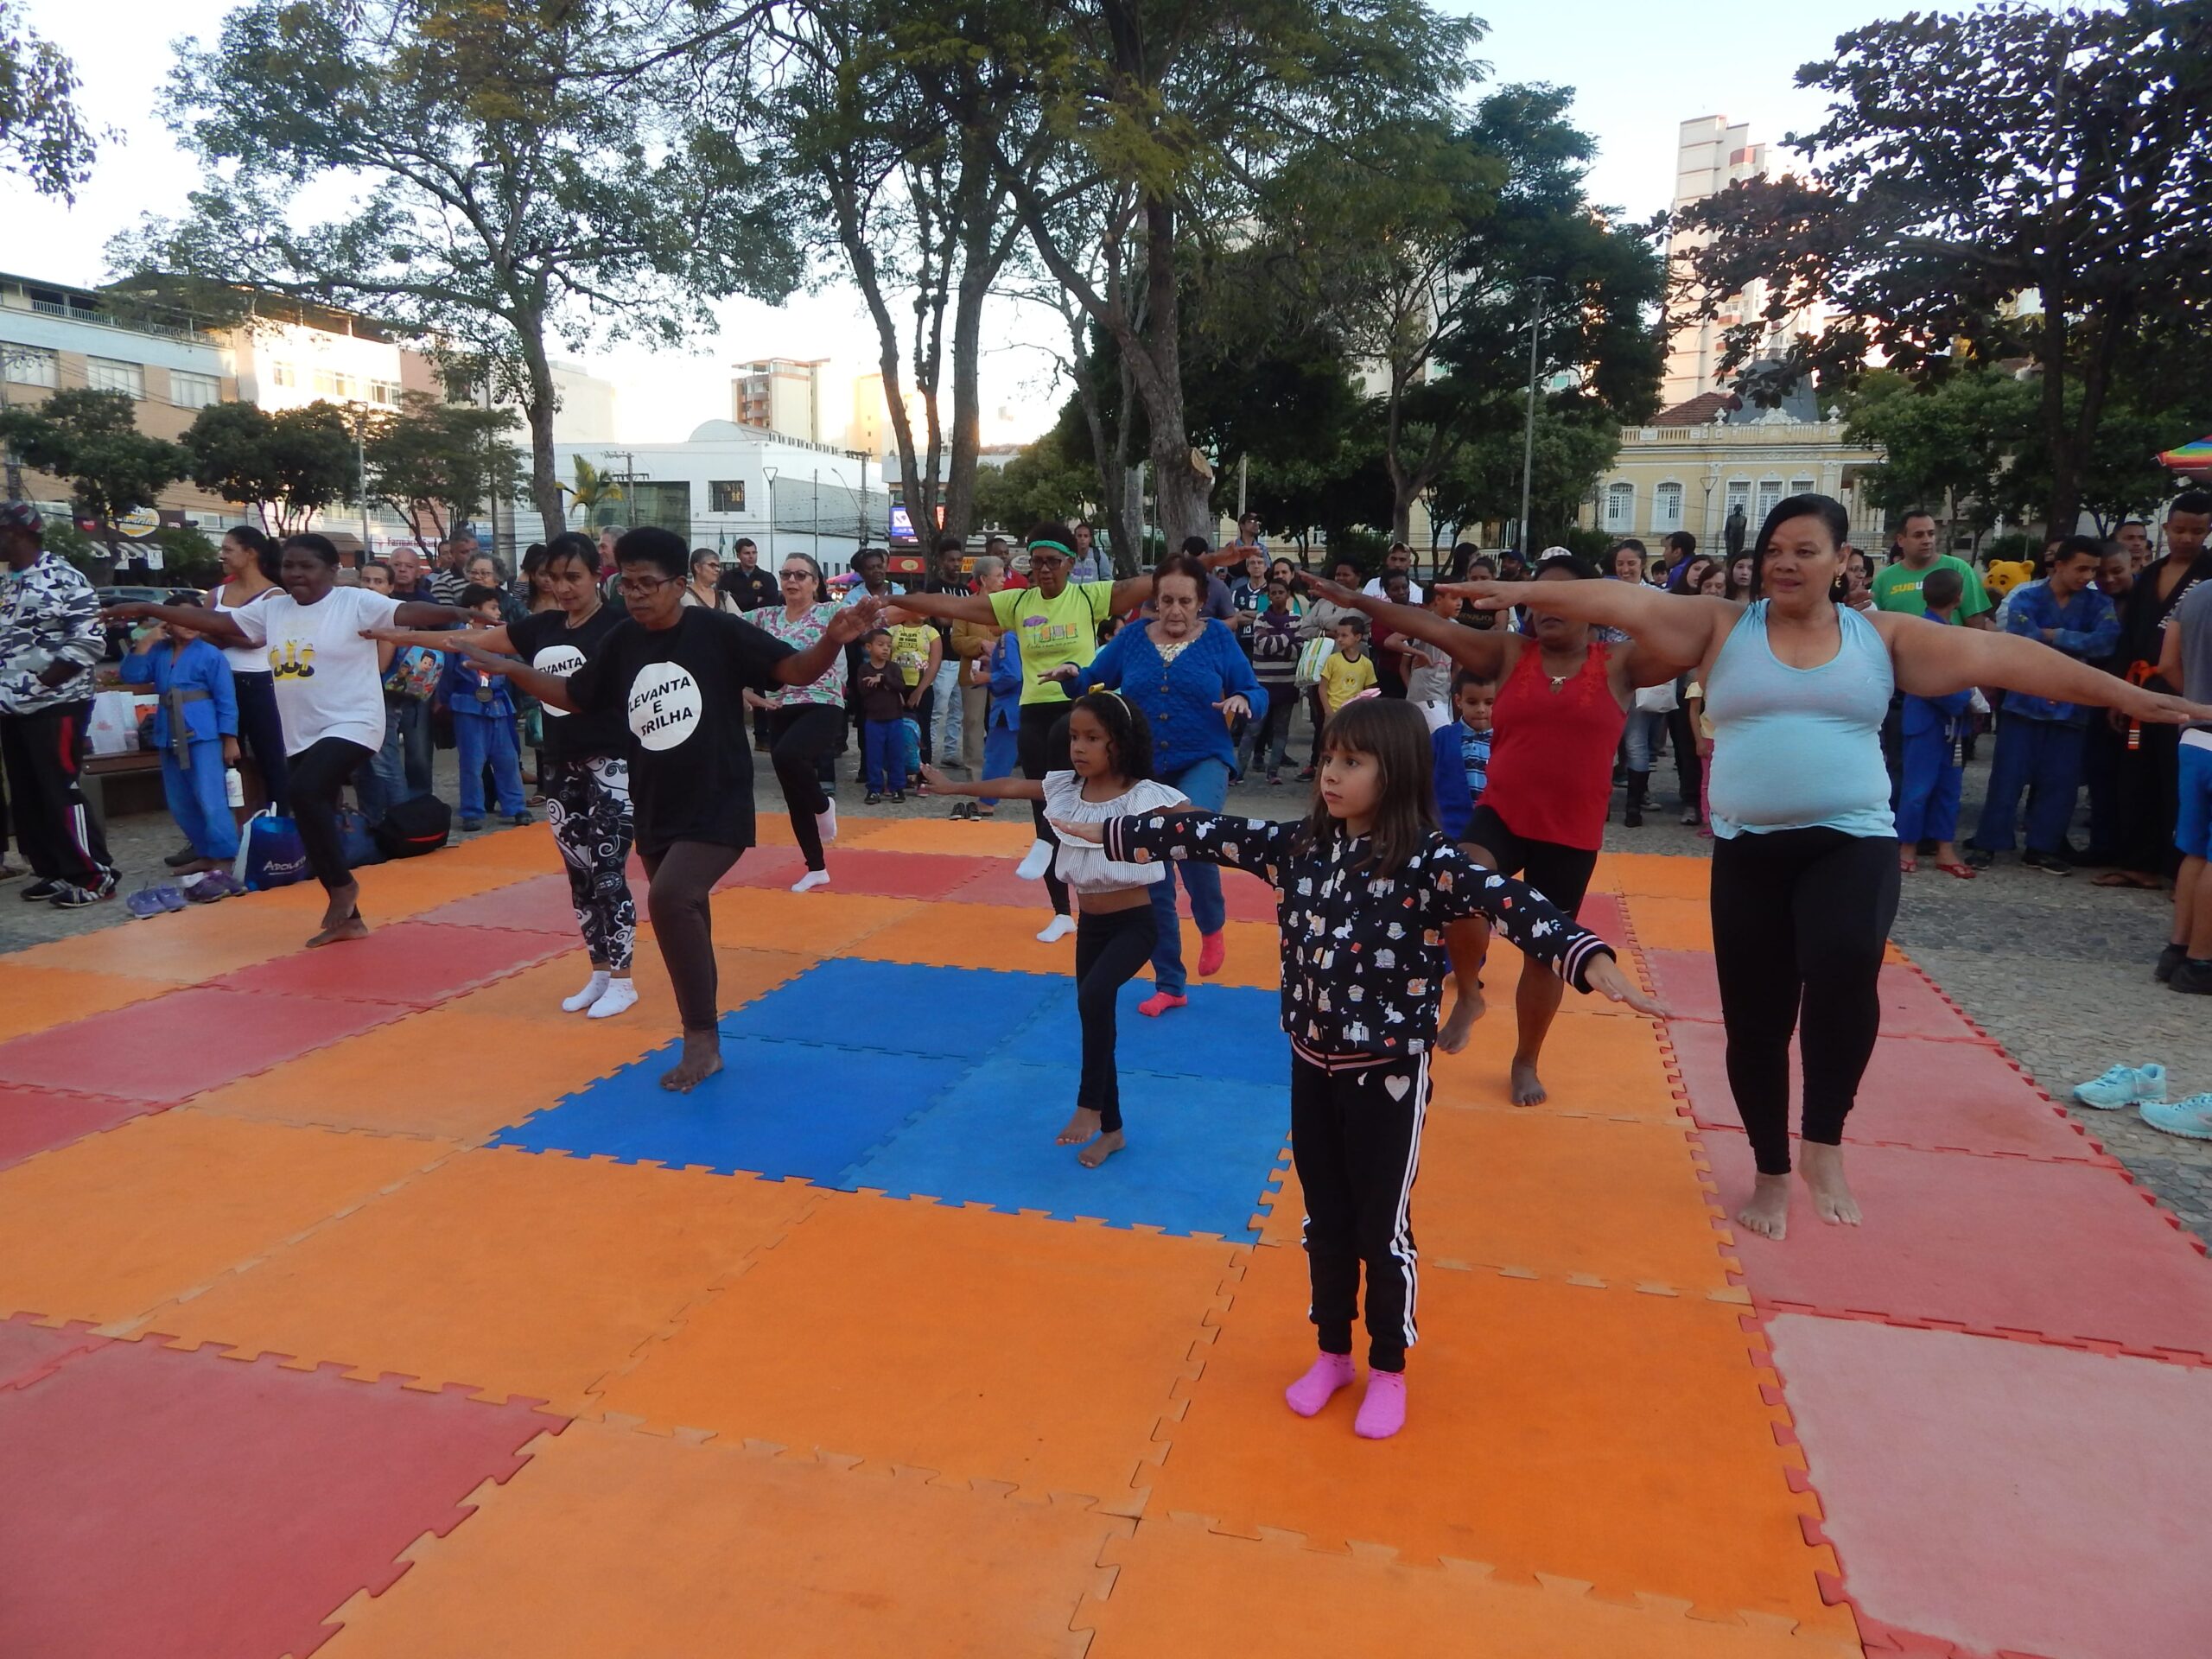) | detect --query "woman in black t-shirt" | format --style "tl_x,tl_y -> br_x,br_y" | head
452,527 -> 878,1091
